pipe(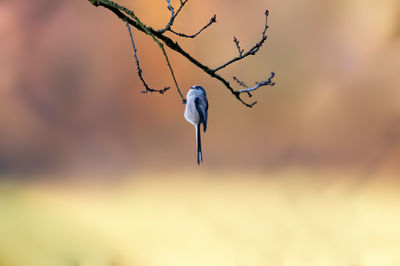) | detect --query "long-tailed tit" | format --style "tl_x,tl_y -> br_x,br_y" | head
184,85 -> 209,165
